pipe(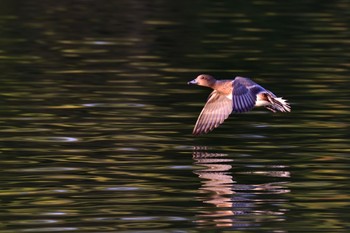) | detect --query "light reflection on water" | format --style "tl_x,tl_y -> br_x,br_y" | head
0,0 -> 349,232
192,147 -> 289,228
